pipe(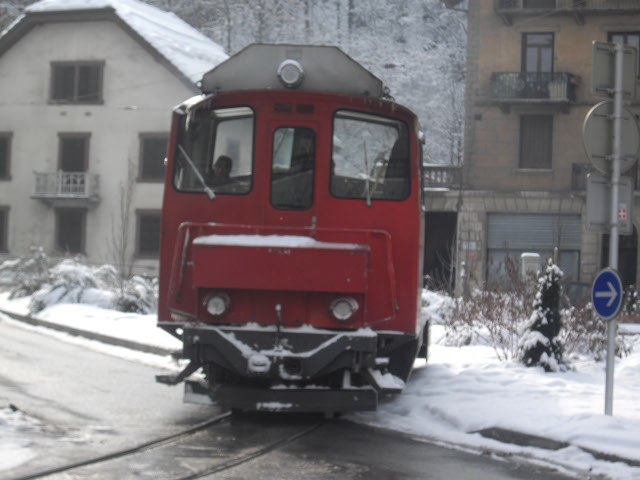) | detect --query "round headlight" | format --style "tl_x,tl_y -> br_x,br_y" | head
277,59 -> 304,88
205,293 -> 230,316
330,297 -> 359,321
